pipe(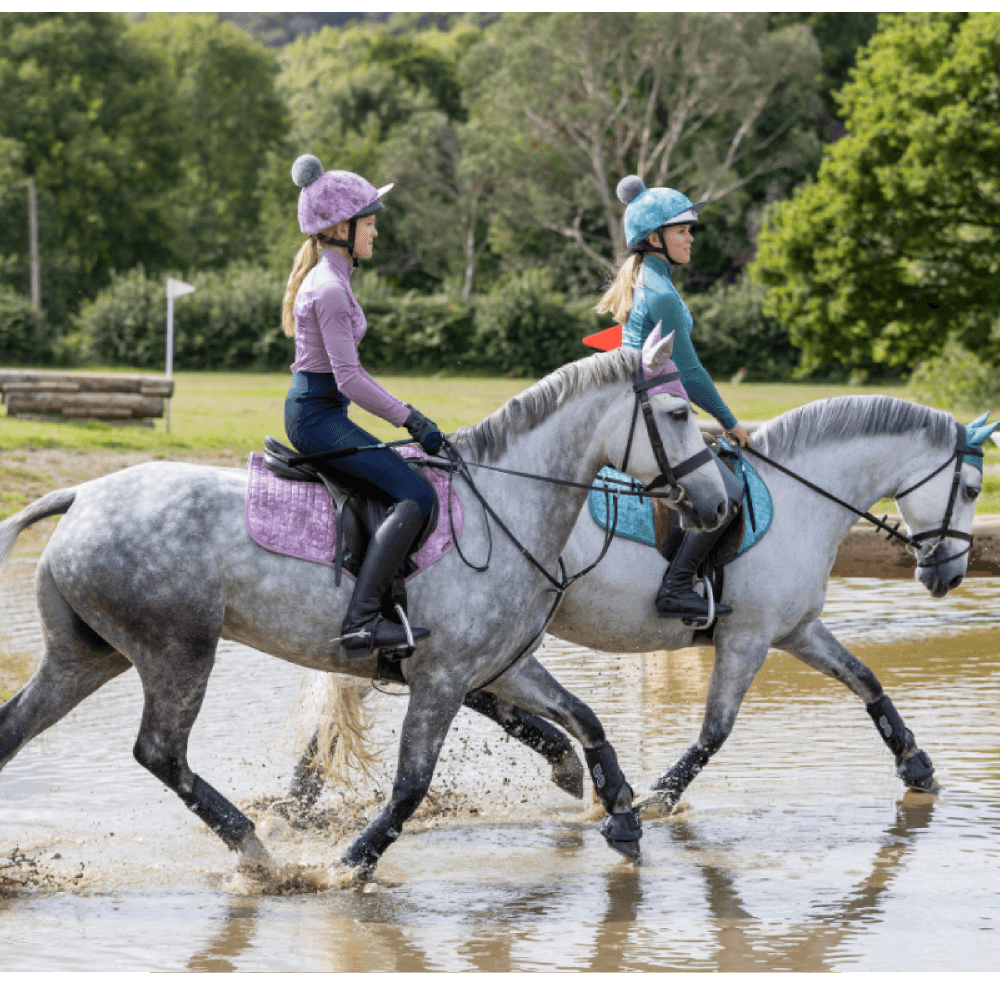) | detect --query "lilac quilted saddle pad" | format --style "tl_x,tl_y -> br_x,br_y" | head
244,447 -> 464,579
